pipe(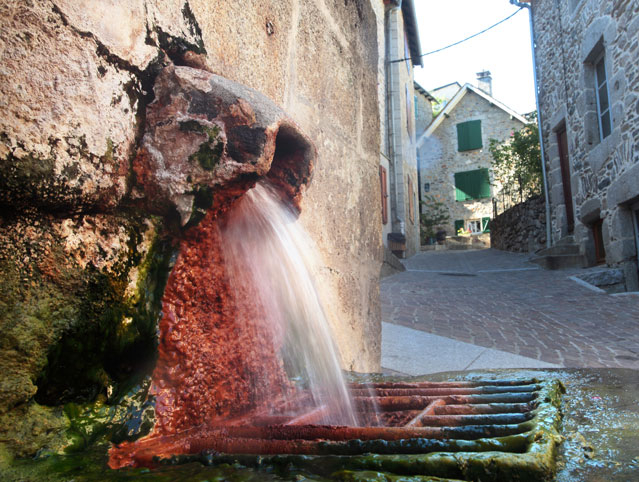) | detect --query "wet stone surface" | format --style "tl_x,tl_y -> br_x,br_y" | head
3,369 -> 638,481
